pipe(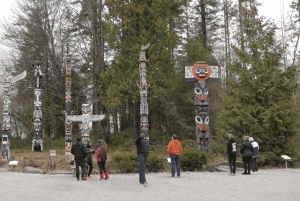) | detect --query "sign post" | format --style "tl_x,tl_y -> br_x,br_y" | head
281,155 -> 291,169
50,150 -> 56,171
